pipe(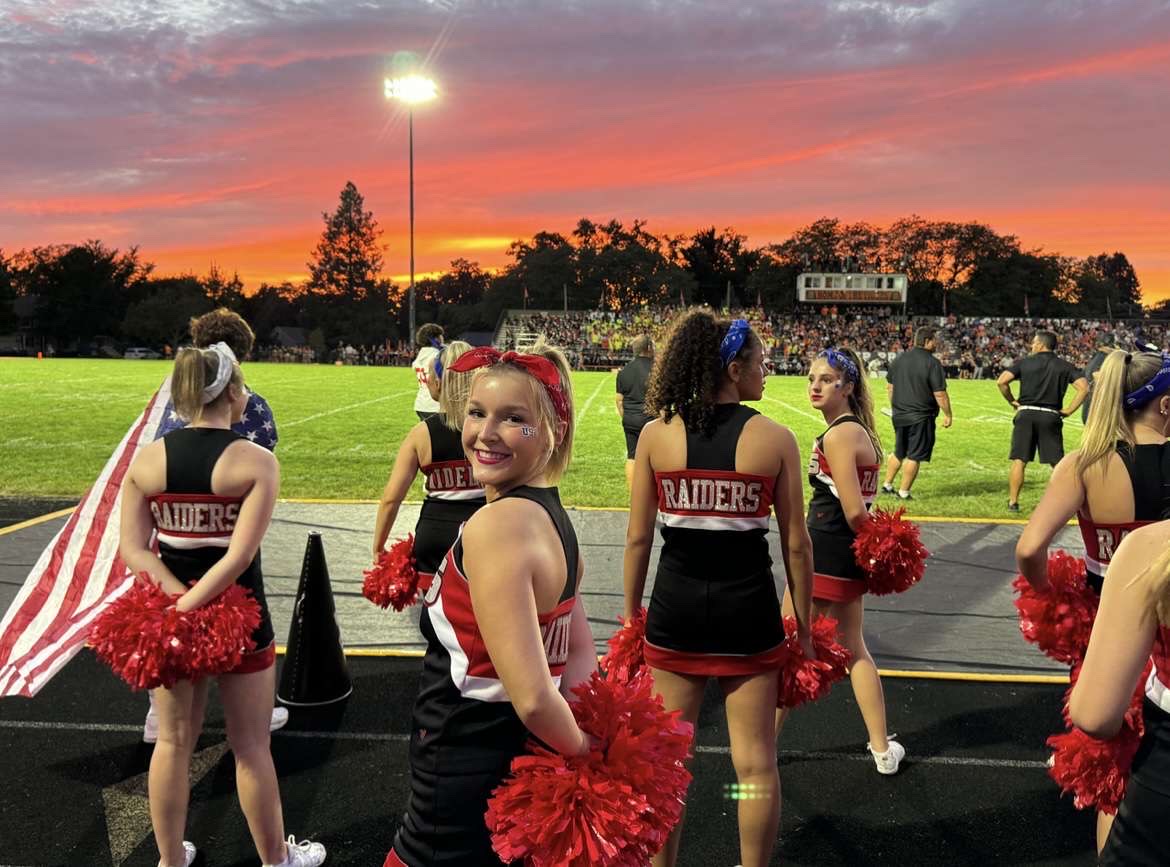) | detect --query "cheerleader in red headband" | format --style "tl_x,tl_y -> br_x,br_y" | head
371,340 -> 486,593
385,341 -> 598,867
623,309 -> 814,867
802,347 -> 904,774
